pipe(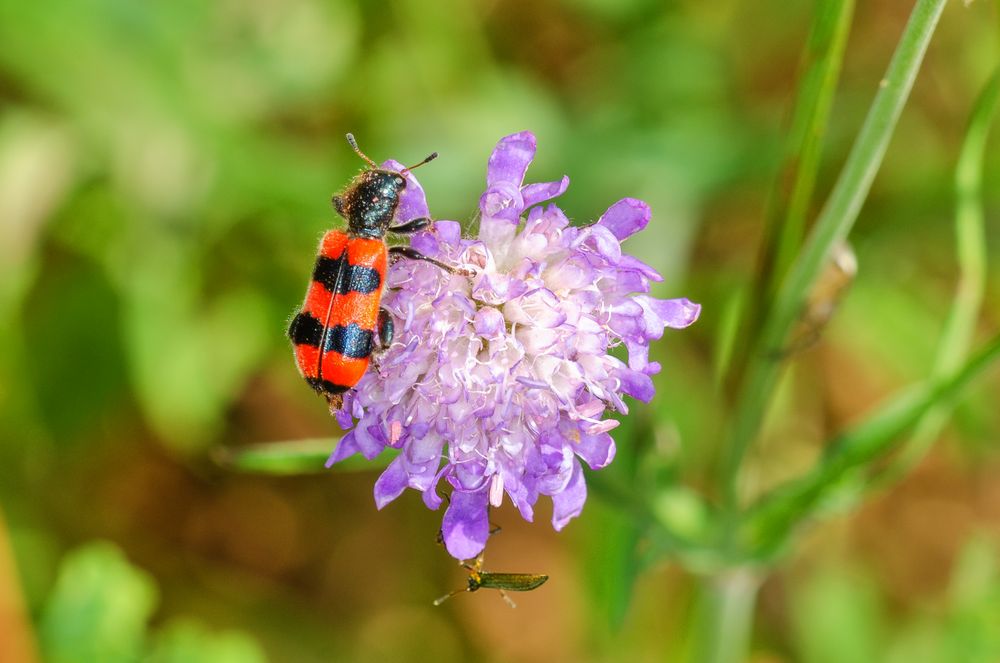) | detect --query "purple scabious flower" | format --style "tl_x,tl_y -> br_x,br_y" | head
326,131 -> 700,560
